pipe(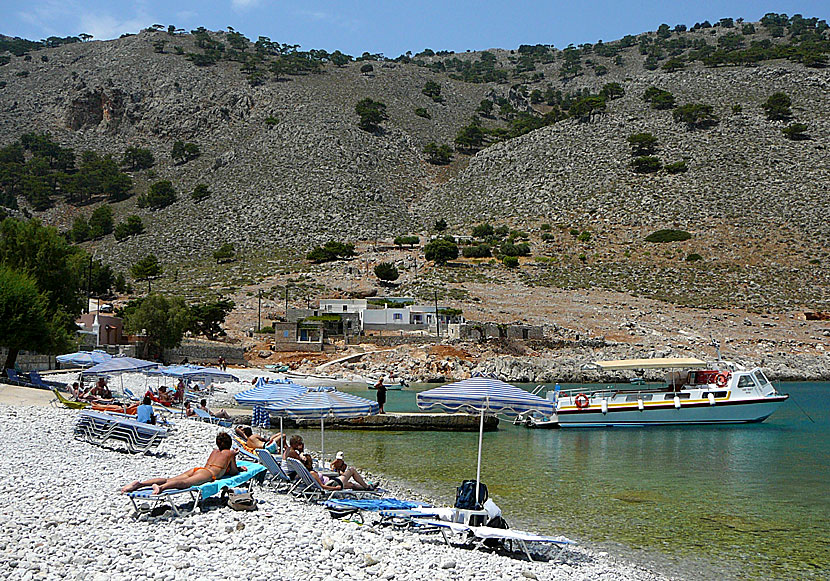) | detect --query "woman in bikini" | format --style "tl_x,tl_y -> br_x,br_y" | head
120,432 -> 245,494
302,455 -> 376,491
